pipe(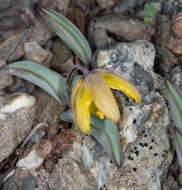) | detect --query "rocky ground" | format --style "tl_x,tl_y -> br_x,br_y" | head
0,0 -> 182,189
